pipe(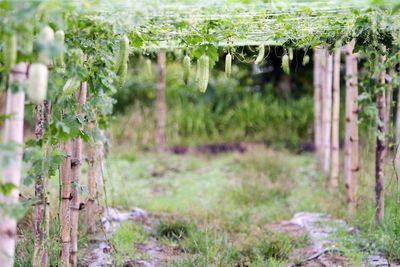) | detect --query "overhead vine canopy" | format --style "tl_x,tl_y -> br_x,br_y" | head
86,0 -> 400,51
0,0 -> 399,73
